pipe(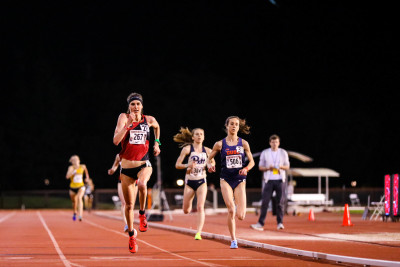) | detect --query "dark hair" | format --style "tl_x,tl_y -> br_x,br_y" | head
126,92 -> 143,114
173,127 -> 204,148
224,116 -> 250,134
